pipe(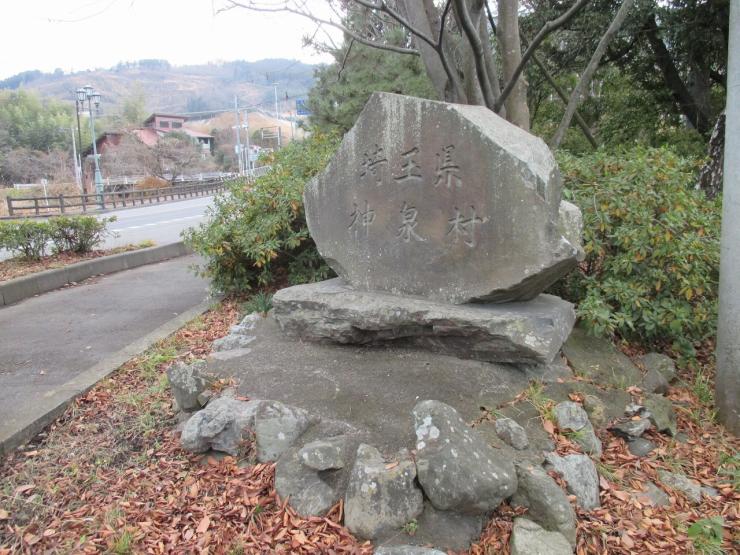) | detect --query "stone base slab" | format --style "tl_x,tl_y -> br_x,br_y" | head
273,279 -> 575,365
